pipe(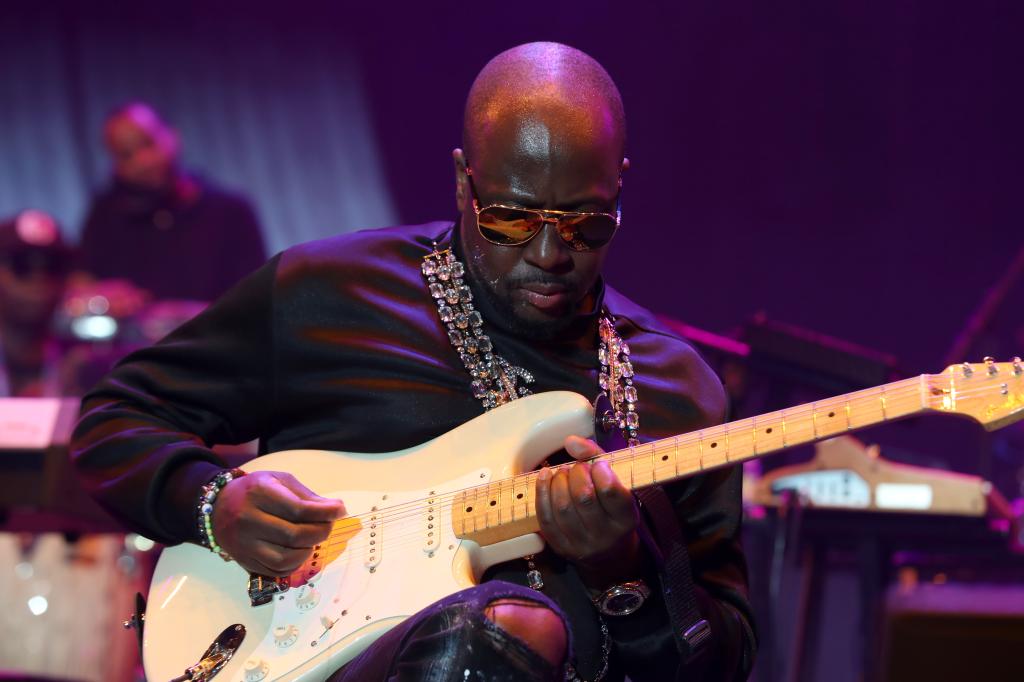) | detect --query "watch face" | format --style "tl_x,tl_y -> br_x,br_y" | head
605,591 -> 643,614
597,580 -> 650,616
